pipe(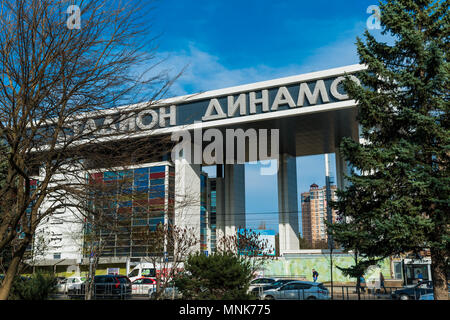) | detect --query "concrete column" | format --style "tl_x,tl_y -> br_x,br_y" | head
174,154 -> 201,249
277,154 -> 300,253
214,164 -> 245,251
214,176 -> 226,249
223,164 -> 246,236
